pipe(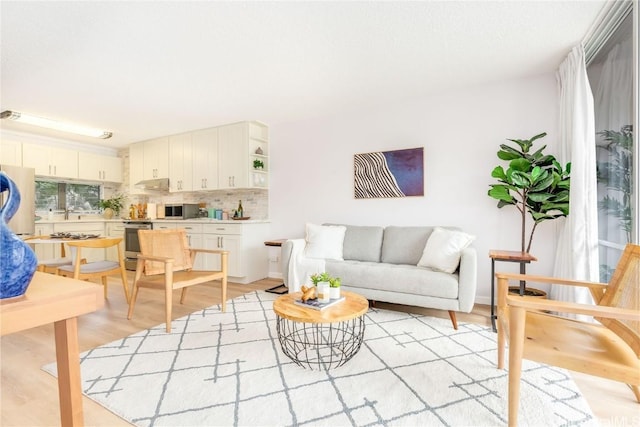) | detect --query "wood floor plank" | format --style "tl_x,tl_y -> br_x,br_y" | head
1,274 -> 636,426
